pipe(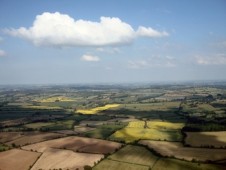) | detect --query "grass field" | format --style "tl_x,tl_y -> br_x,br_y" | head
139,140 -> 226,162
77,104 -> 120,114
93,145 -> 157,170
84,124 -> 126,139
185,131 -> 226,148
108,145 -> 158,167
110,121 -> 183,143
152,158 -> 225,170
93,159 -> 149,170
24,120 -> 75,130
0,149 -> 41,170
31,148 -> 104,170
